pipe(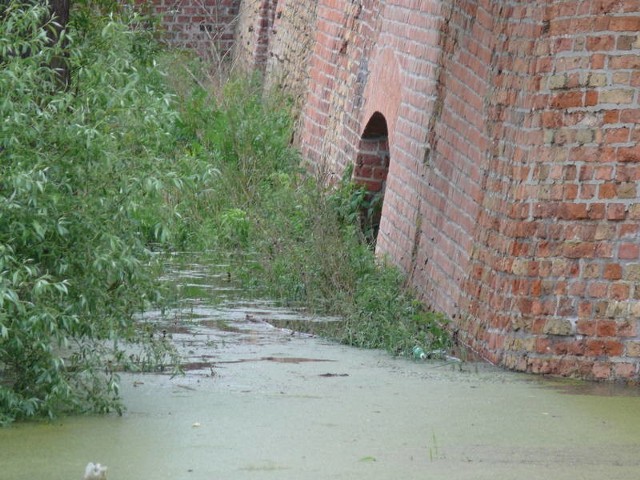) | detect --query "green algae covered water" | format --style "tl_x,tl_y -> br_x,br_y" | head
1,259 -> 639,480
